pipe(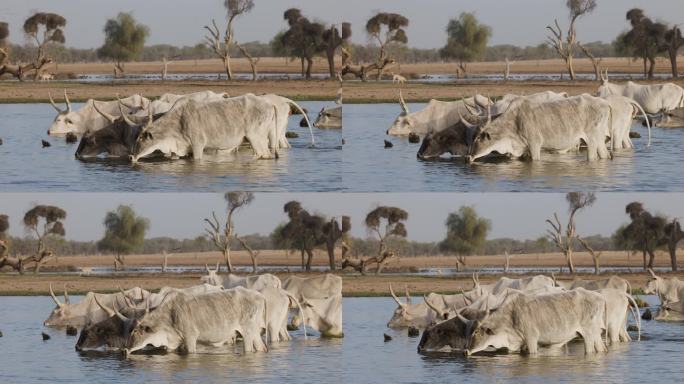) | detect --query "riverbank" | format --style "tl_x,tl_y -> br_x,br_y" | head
1,250 -> 681,296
